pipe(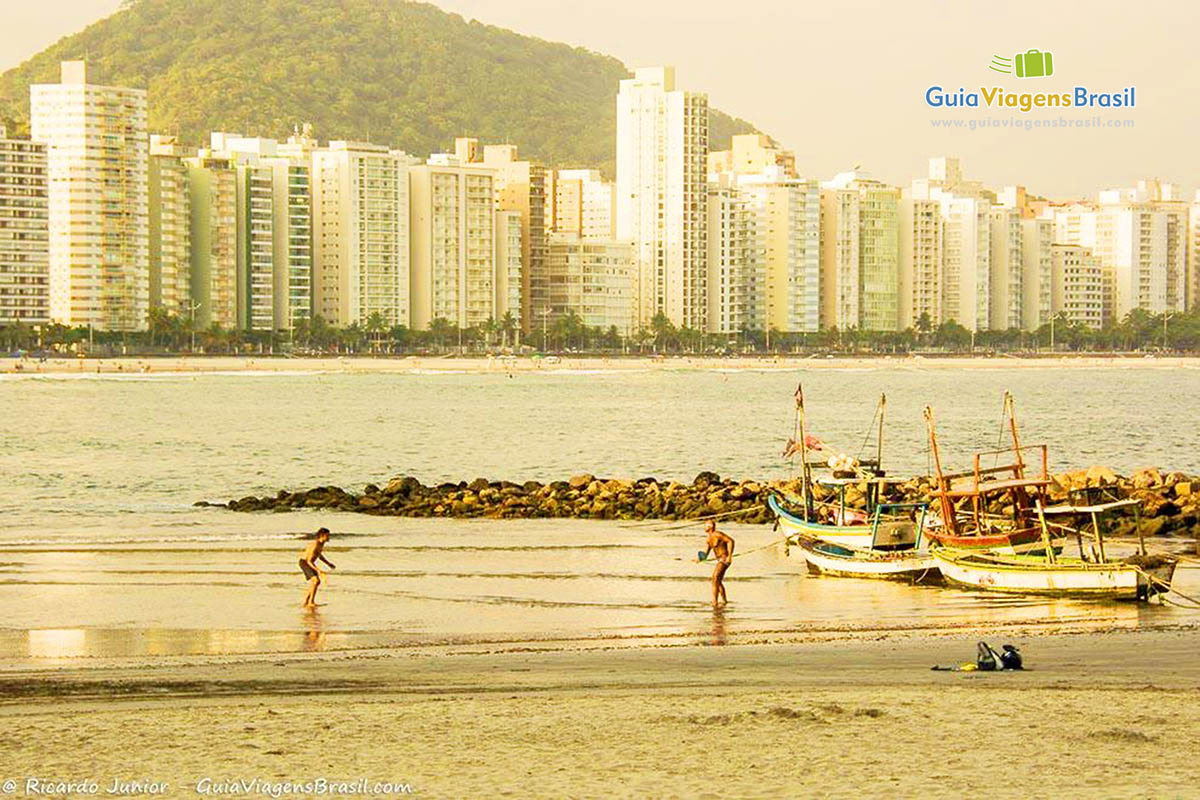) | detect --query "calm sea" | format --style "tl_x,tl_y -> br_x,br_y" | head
2,364 -> 1197,662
